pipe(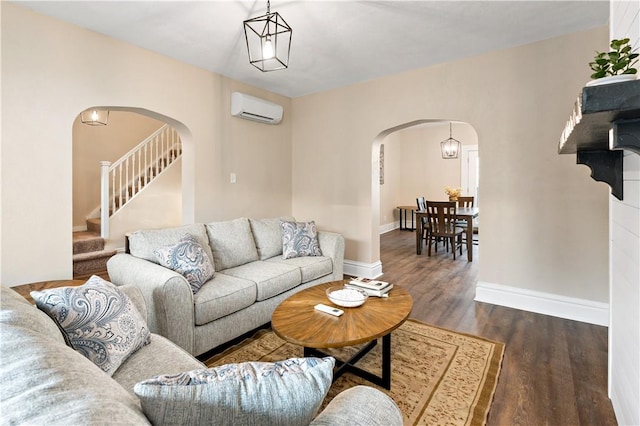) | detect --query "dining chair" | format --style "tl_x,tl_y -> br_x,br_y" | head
454,196 -> 474,208
425,201 -> 465,259
451,196 -> 476,244
416,197 -> 430,248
